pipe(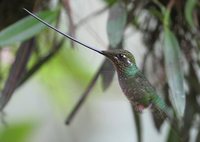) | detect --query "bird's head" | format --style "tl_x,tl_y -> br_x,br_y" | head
101,49 -> 136,70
